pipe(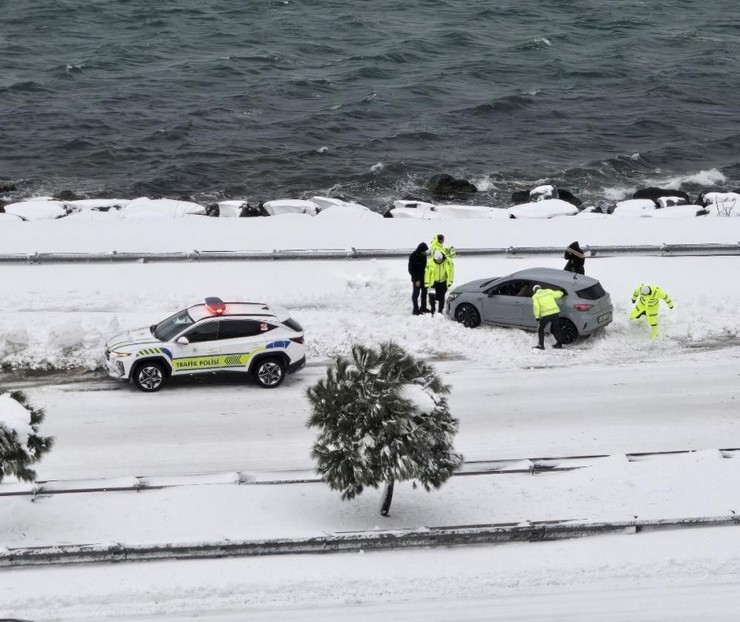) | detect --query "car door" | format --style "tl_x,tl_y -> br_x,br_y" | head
218,319 -> 272,373
482,280 -> 528,326
170,319 -> 221,375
